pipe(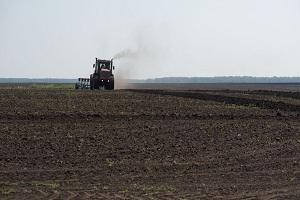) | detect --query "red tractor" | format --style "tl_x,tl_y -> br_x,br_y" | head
76,58 -> 115,90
